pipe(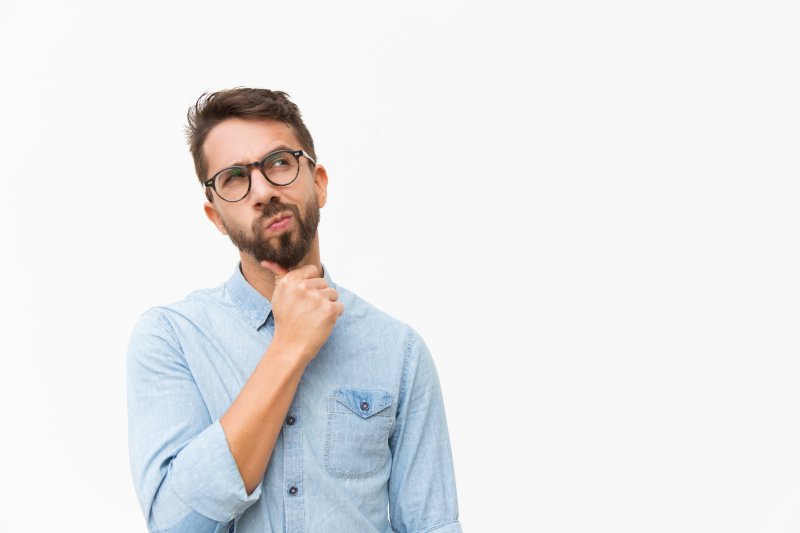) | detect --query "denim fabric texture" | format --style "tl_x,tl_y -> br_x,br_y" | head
127,263 -> 461,533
